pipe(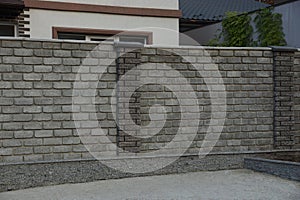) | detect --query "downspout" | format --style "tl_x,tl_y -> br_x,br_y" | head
113,41 -> 144,156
